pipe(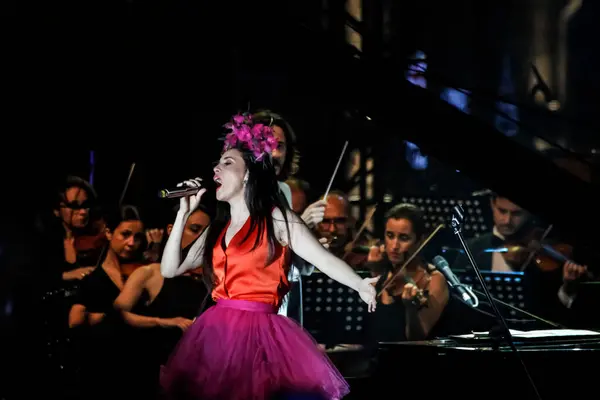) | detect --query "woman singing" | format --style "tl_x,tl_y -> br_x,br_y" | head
159,113 -> 378,400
